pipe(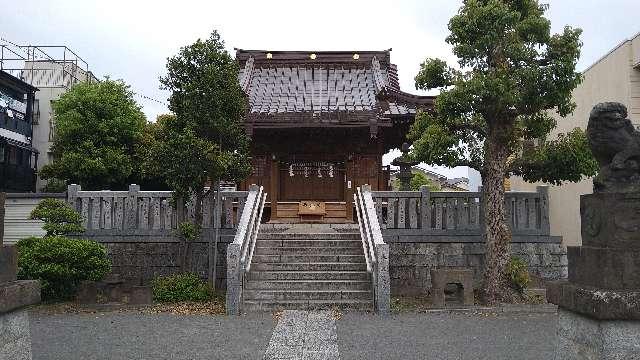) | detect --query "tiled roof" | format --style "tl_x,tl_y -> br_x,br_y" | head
236,50 -> 433,127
